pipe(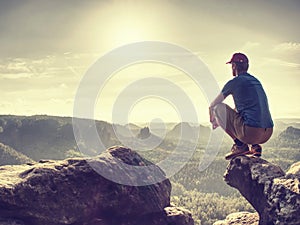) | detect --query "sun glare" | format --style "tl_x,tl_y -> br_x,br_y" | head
80,1 -> 167,50
111,20 -> 146,44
